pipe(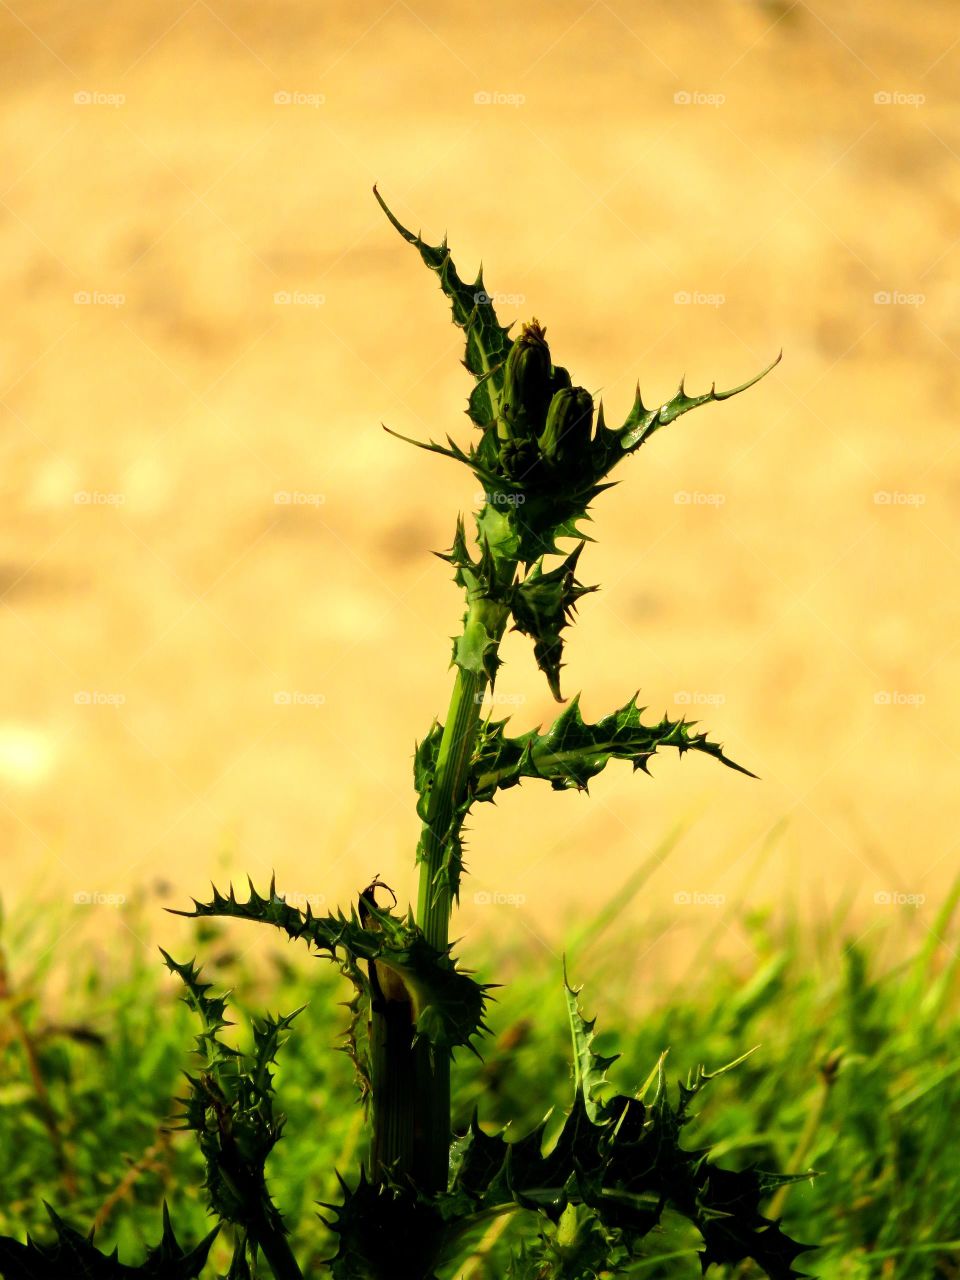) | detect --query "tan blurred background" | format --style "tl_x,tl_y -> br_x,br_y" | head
1,0 -> 958,963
